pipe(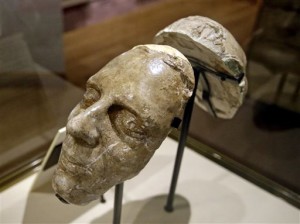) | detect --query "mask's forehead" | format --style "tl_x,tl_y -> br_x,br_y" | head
89,47 -> 188,128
